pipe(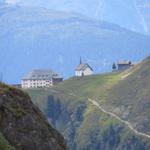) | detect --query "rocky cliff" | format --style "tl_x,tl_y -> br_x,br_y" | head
0,82 -> 67,150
